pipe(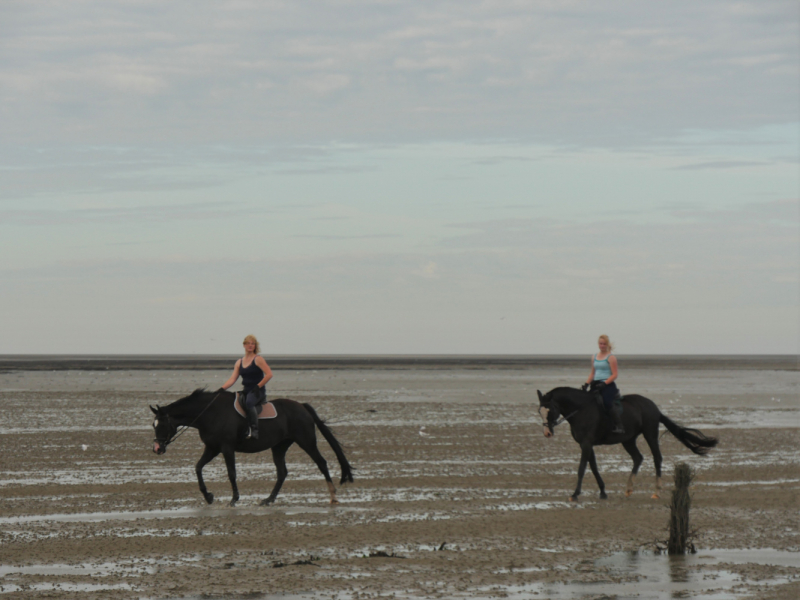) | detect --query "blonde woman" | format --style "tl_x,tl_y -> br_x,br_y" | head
582,335 -> 624,433
221,335 -> 273,439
